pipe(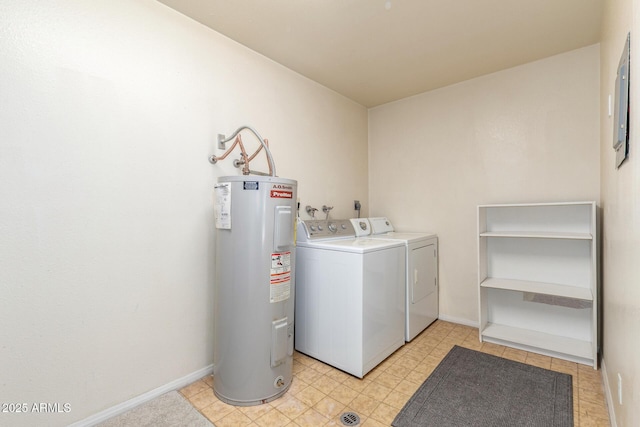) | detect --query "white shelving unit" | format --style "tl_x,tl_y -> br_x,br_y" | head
477,202 -> 598,368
